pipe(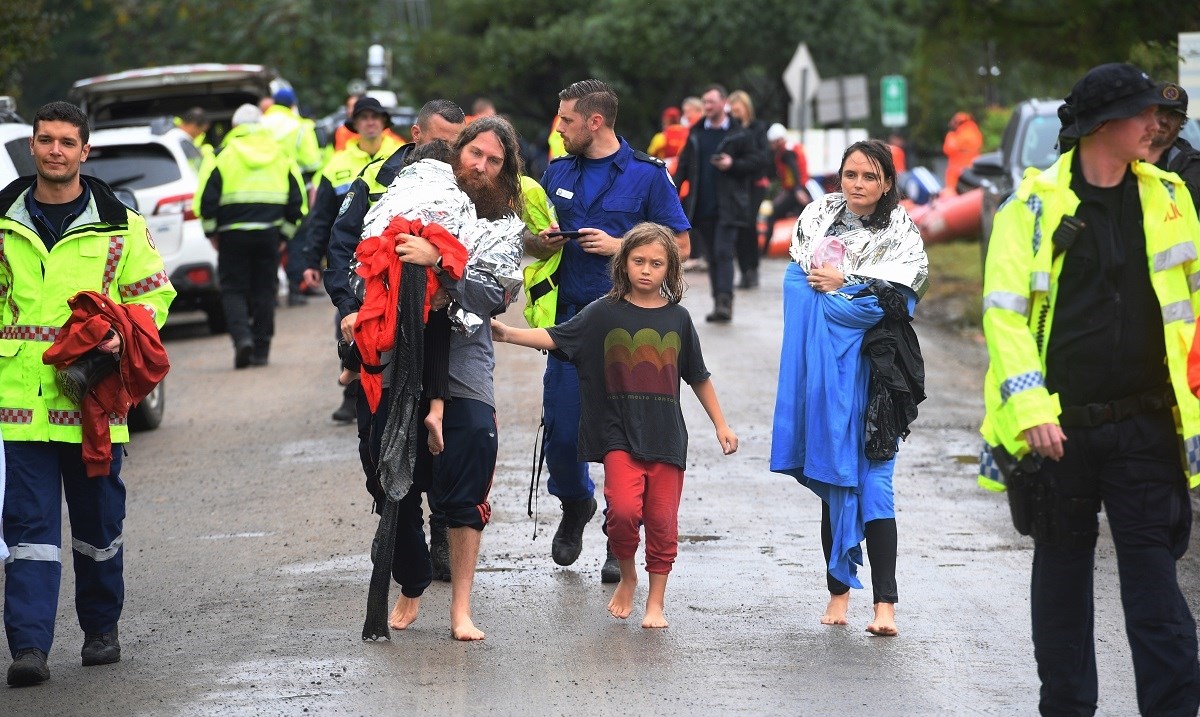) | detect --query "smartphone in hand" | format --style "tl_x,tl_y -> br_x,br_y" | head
546,230 -> 586,240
